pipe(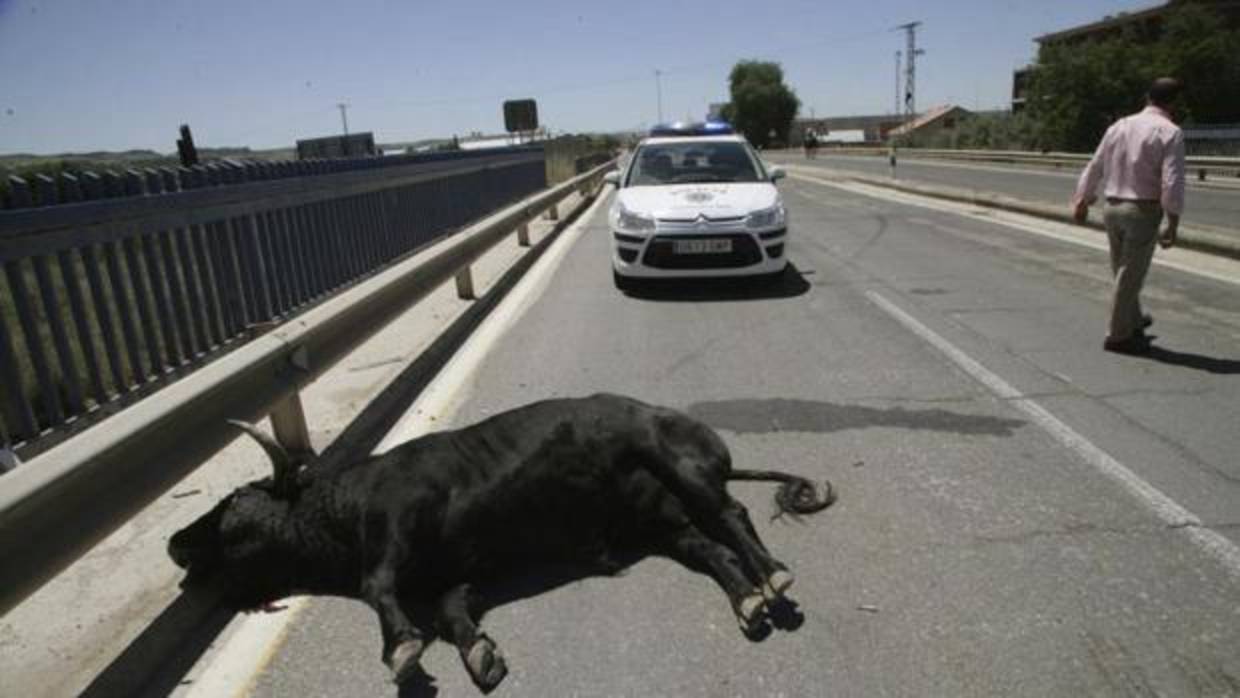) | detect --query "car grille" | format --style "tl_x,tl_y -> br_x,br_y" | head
656,215 -> 746,225
642,234 -> 763,269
